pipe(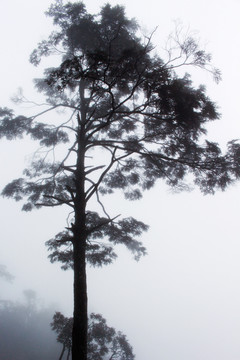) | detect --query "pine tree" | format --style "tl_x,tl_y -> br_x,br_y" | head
1,1 -> 240,359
